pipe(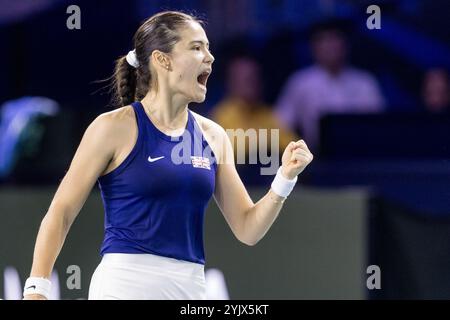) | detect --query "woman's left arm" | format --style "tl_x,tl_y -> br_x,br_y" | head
213,128 -> 313,246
